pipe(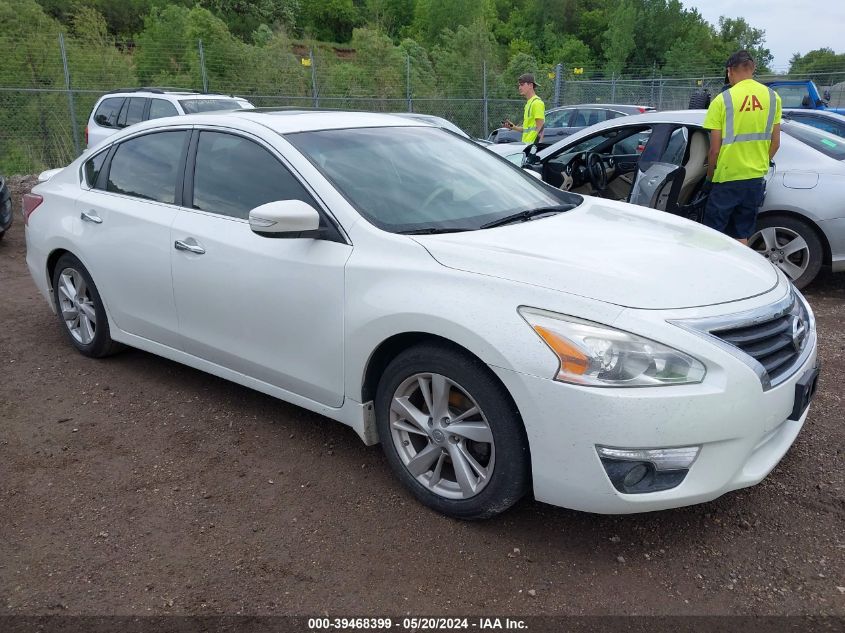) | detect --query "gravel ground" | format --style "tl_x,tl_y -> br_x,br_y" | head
1,176 -> 844,617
